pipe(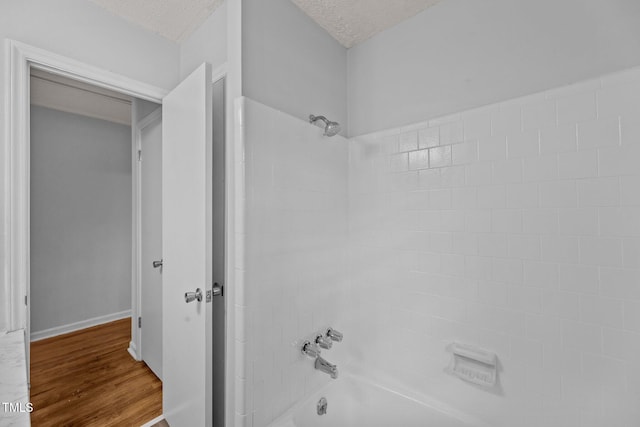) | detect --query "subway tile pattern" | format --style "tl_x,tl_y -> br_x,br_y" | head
238,98 -> 350,427
349,68 -> 640,427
